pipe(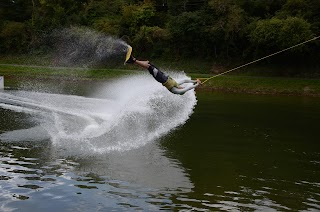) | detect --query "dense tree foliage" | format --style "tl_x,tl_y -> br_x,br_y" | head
0,0 -> 319,74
